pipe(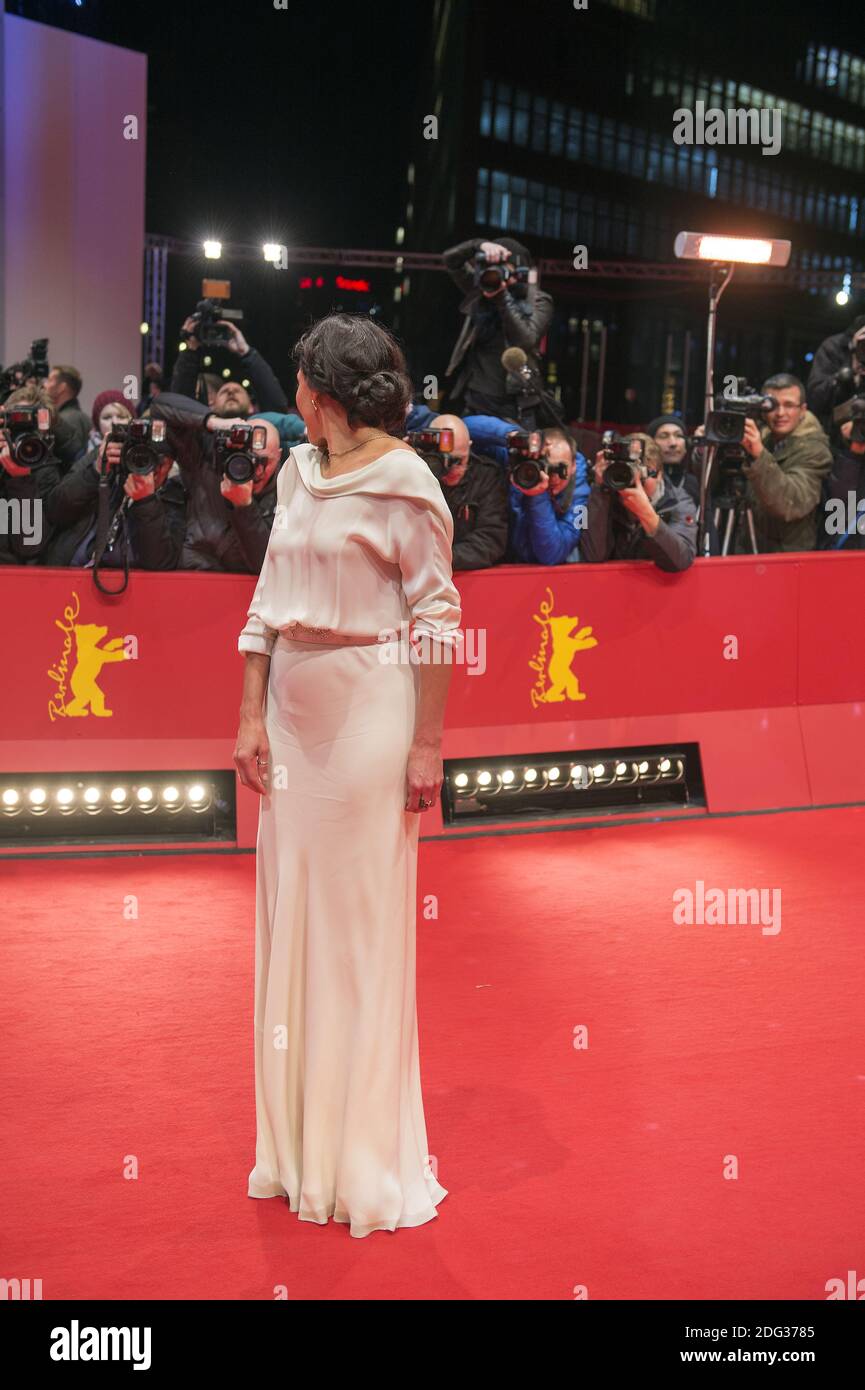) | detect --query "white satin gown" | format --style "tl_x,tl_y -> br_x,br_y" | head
238,442 -> 462,1237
